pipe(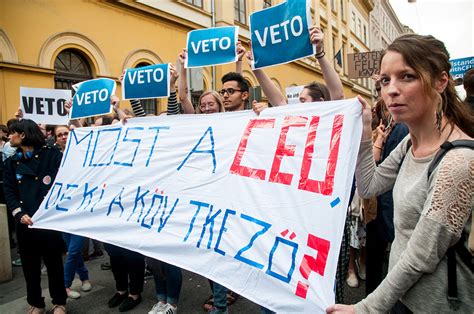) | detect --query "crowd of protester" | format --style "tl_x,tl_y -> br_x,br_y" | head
1,30 -> 472,314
